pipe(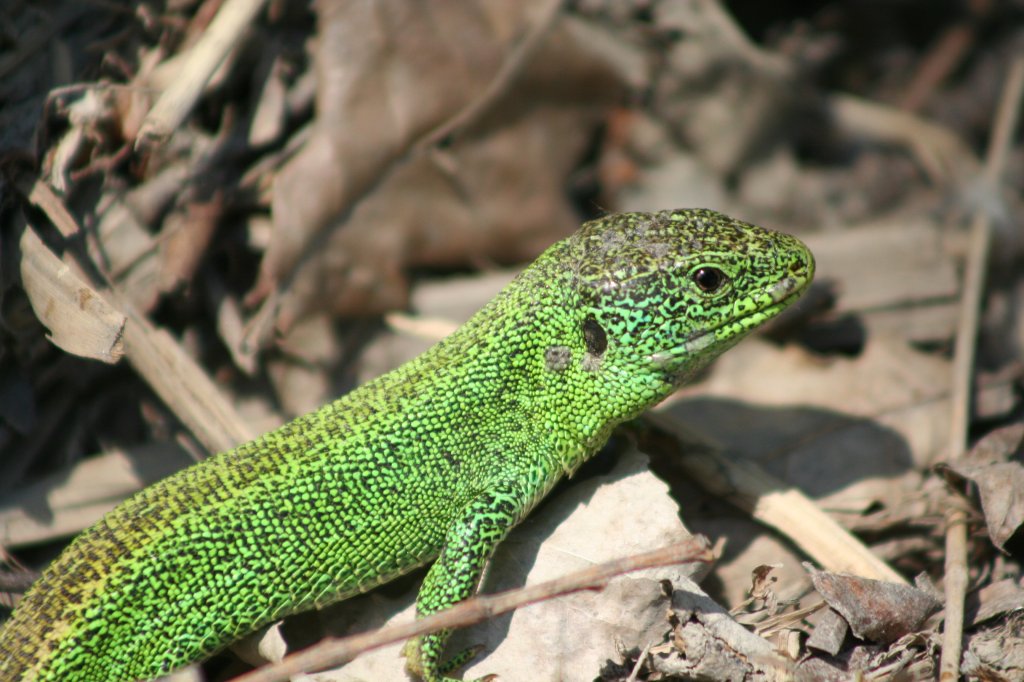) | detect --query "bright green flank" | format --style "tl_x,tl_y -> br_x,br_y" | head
0,209 -> 814,681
